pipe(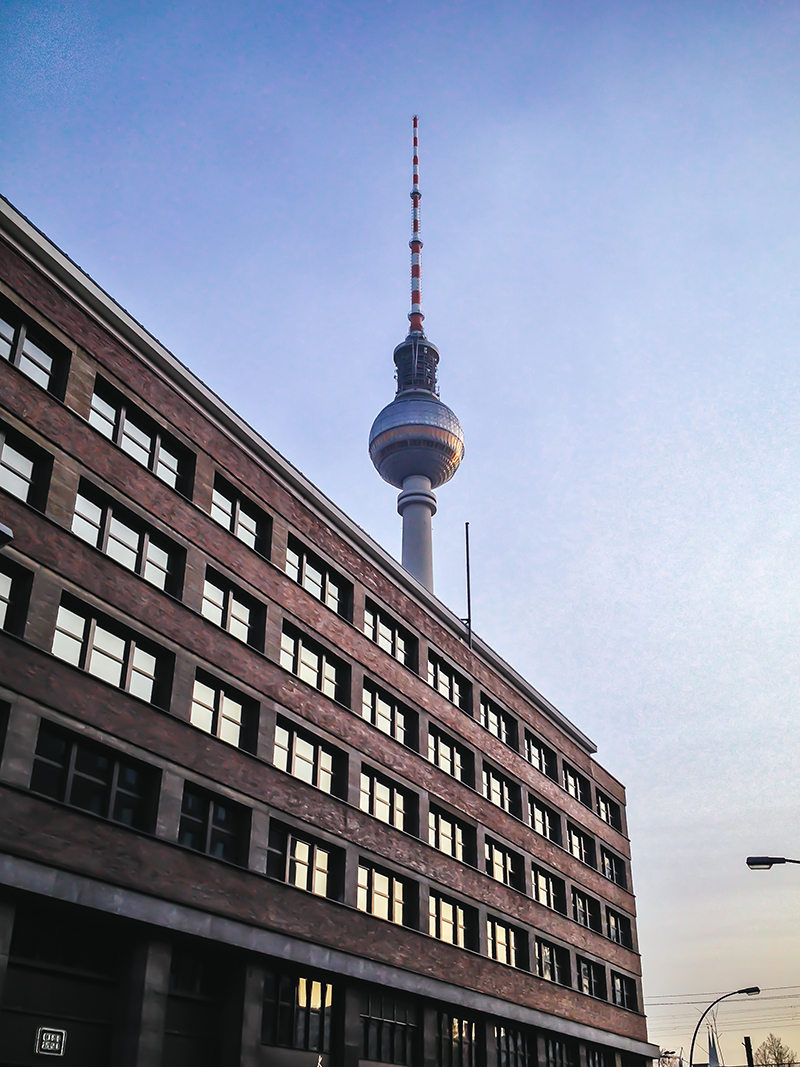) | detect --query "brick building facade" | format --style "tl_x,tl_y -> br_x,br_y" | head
0,195 -> 658,1067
